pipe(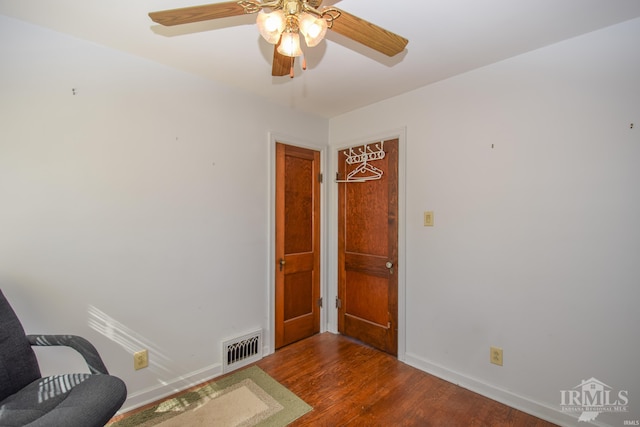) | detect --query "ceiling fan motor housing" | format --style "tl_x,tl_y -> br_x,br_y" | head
283,1 -> 302,16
